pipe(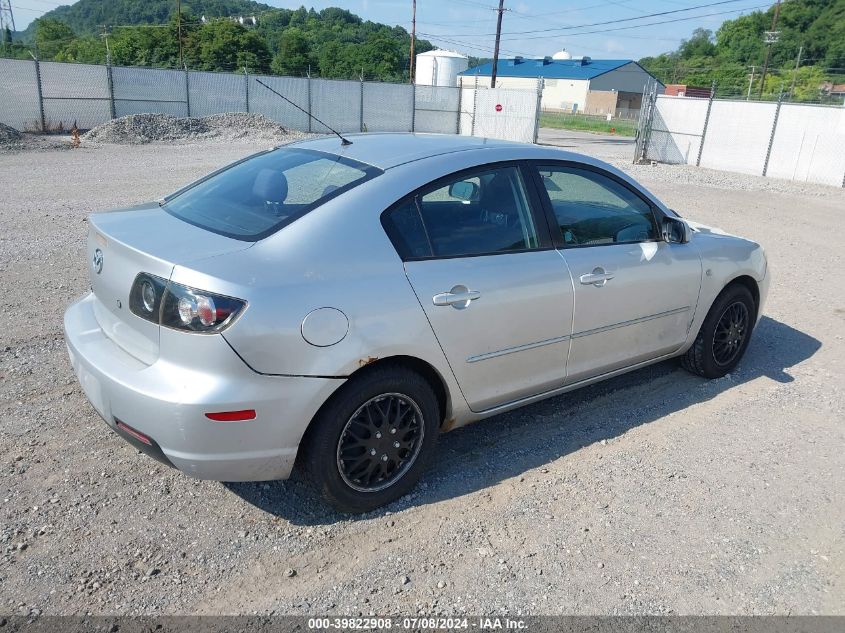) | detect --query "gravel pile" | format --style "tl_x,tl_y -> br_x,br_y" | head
82,112 -> 310,145
0,122 -> 22,146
